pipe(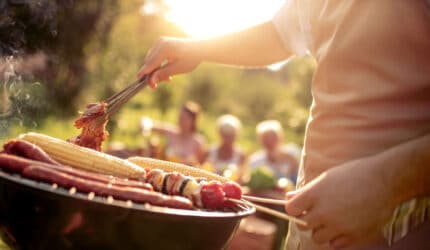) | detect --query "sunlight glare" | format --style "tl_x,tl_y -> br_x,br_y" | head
164,0 -> 285,39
